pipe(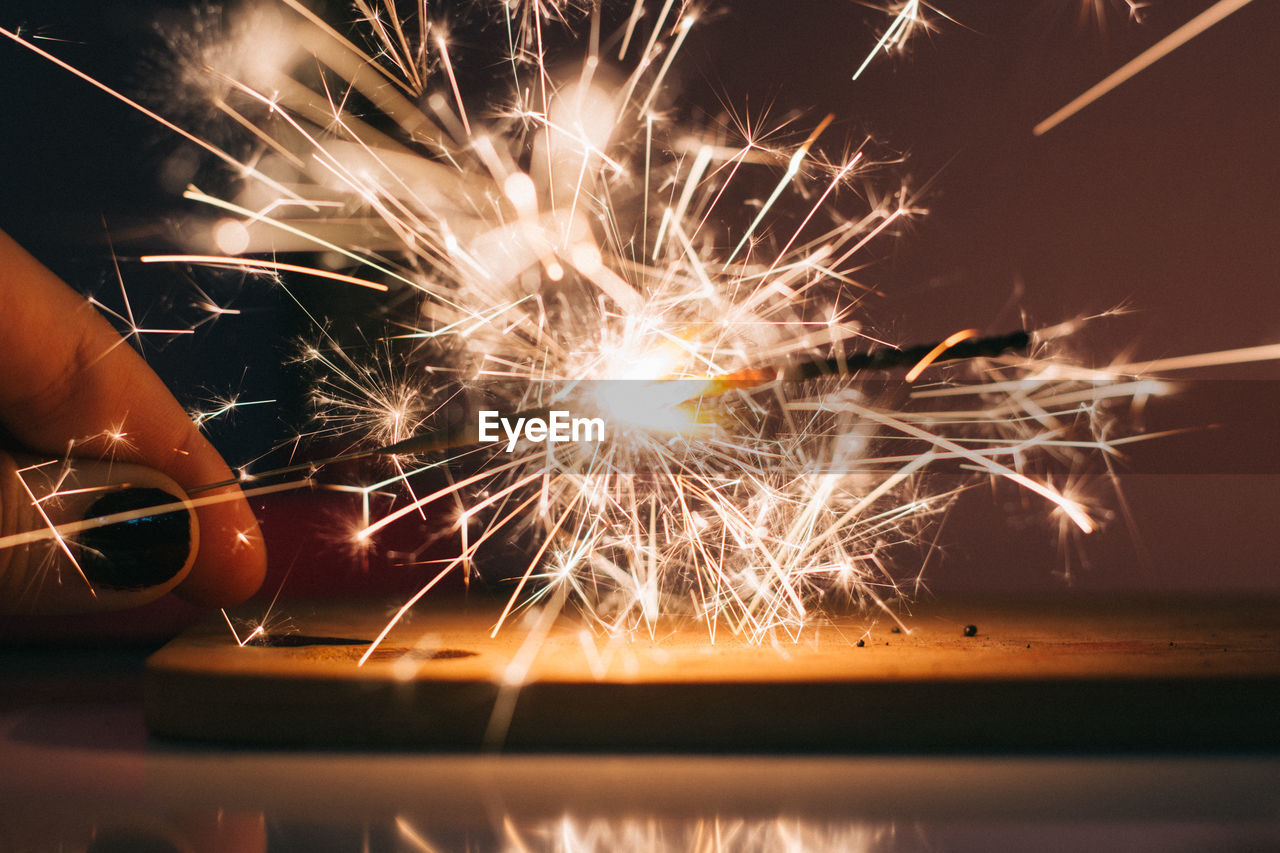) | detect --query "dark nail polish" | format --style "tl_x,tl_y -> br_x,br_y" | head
77,488 -> 192,590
